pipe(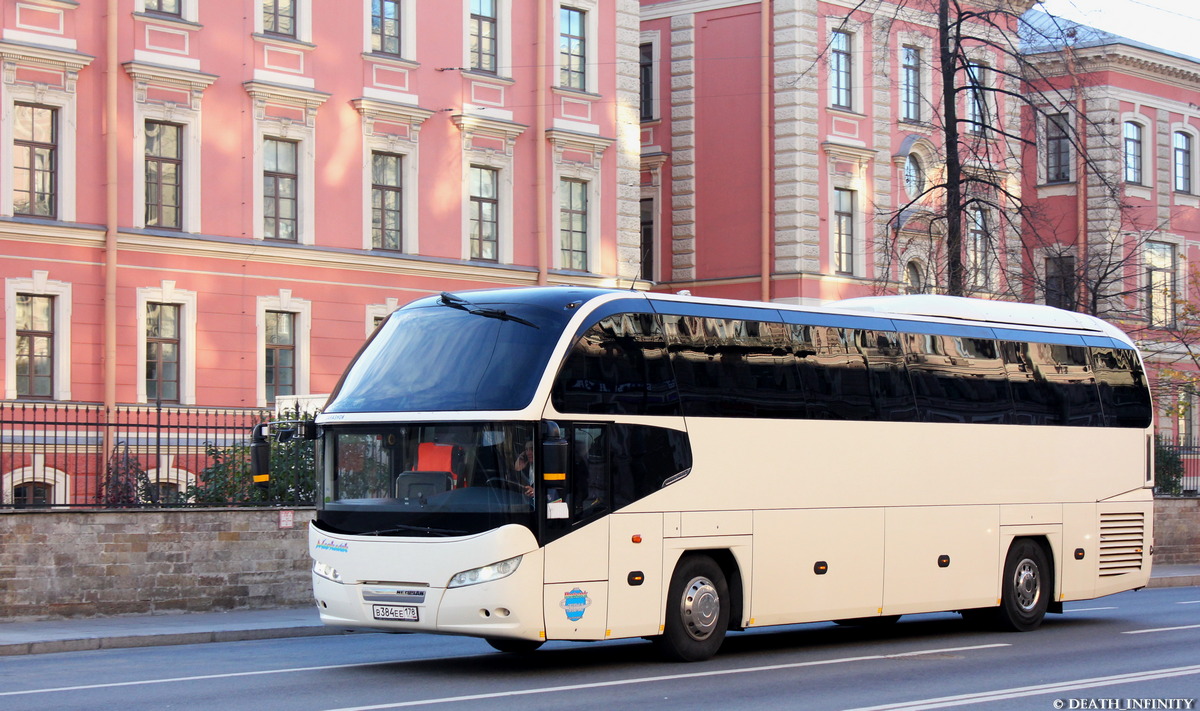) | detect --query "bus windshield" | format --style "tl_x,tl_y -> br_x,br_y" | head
324,294 -> 575,413
316,422 -> 537,537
